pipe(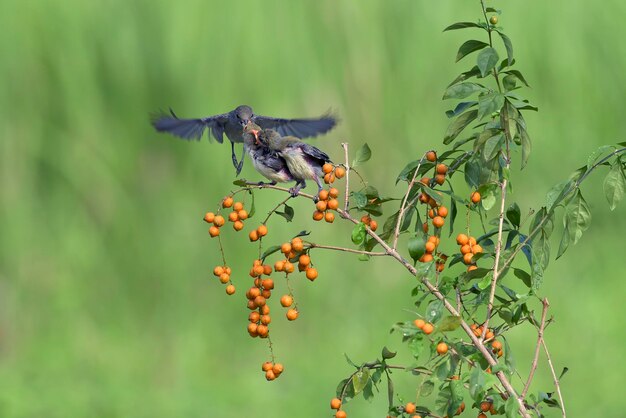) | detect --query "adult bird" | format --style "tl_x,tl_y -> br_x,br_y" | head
260,128 -> 331,196
241,122 -> 294,186
150,105 -> 337,175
